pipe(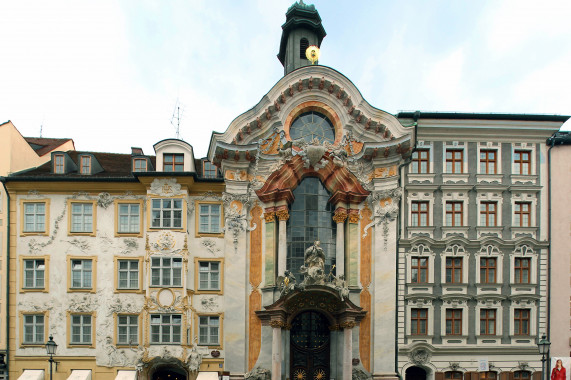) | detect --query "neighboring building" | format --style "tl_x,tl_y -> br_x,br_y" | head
0,120 -> 74,374
546,131 -> 571,357
396,113 -> 567,380
2,2 -> 571,380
